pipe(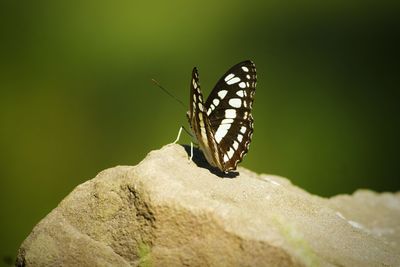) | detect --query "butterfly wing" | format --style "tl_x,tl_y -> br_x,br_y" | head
188,68 -> 224,170
204,60 -> 257,171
